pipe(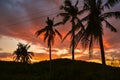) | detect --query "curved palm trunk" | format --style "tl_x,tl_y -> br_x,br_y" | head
99,34 -> 106,66
49,44 -> 52,72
